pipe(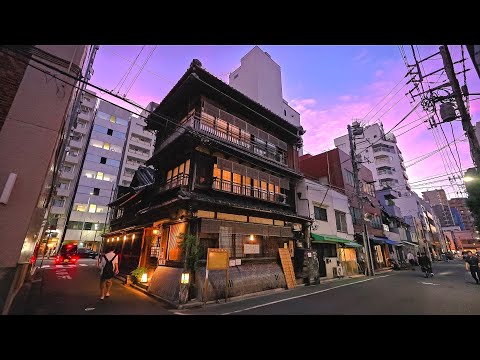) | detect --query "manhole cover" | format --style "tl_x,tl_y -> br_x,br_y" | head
85,307 -> 95,311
